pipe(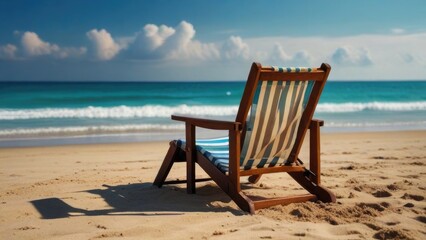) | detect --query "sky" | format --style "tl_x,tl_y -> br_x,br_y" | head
0,0 -> 425,81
